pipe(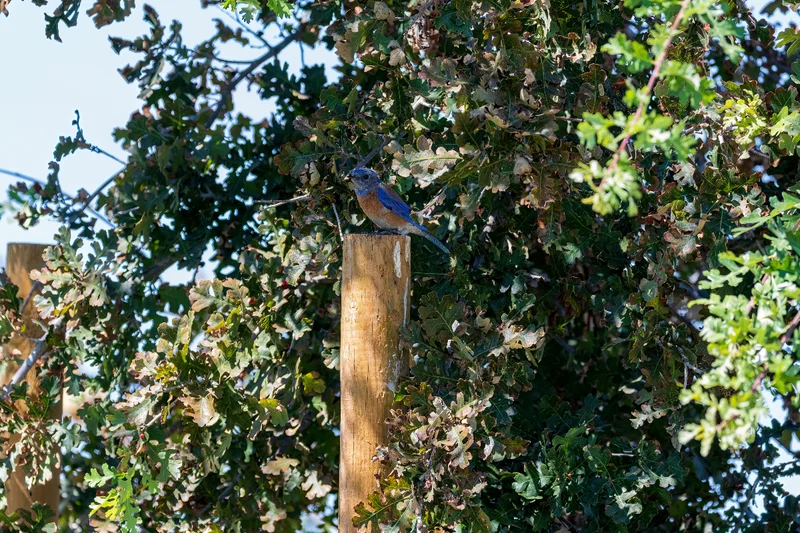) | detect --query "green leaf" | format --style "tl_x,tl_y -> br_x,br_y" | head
512,464 -> 543,501
601,34 -> 653,73
262,398 -> 289,427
